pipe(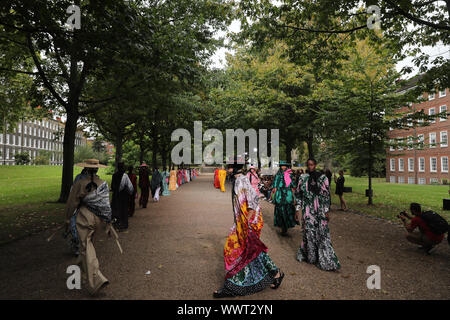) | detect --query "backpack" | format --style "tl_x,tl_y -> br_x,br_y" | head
420,211 -> 449,235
